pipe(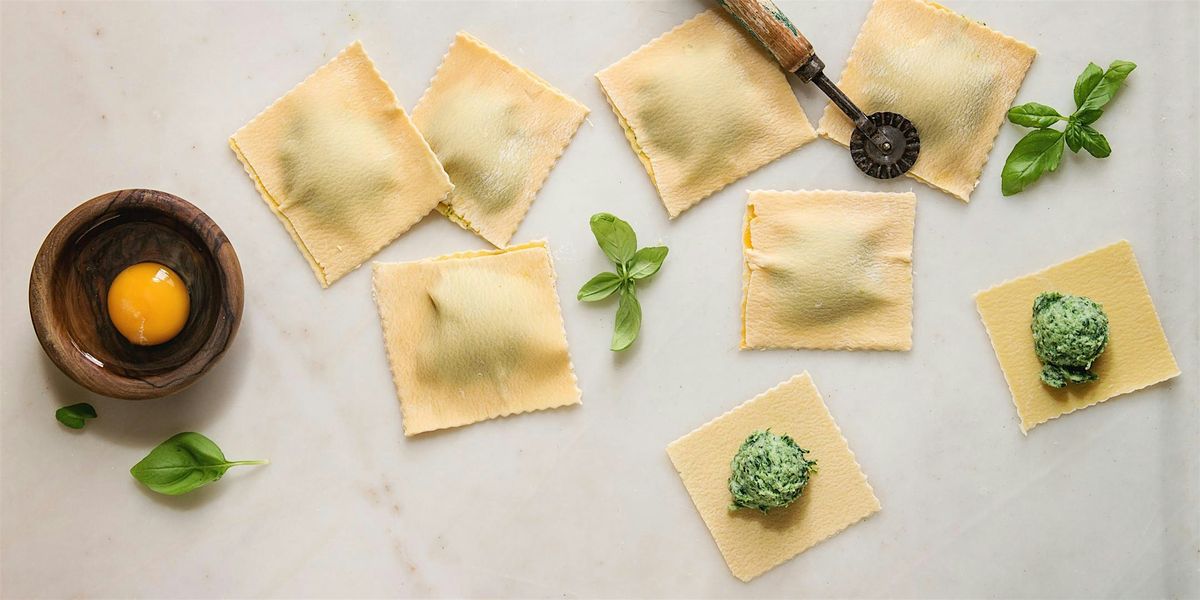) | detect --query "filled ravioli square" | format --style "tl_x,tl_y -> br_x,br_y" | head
412,33 -> 588,248
230,41 -> 452,288
975,241 -> 1179,434
667,373 -> 881,582
817,0 -> 1036,202
372,241 -> 581,436
741,190 -> 915,351
596,10 -> 816,219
